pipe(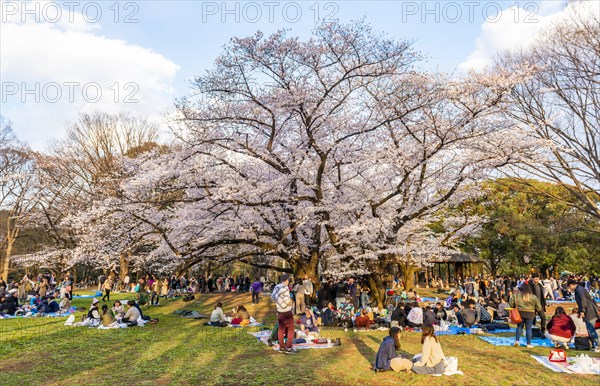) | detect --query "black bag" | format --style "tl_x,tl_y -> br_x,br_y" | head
531,327 -> 545,338
574,336 -> 591,350
486,322 -> 510,331
183,294 -> 195,302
